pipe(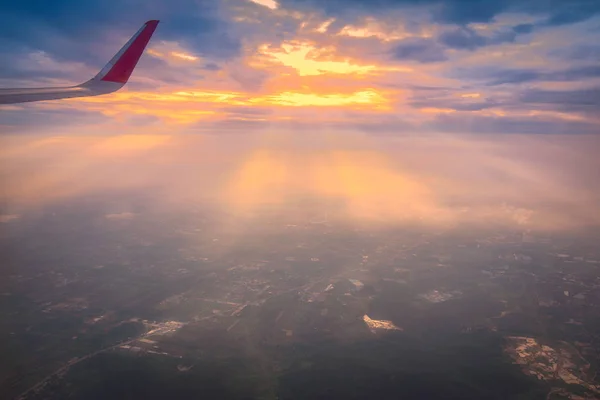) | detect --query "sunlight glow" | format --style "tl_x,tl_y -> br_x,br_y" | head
65,86 -> 391,124
170,51 -> 199,61
255,90 -> 389,107
147,41 -> 200,62
261,42 -> 381,76
248,0 -> 279,9
338,19 -> 415,41
315,18 -> 335,33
